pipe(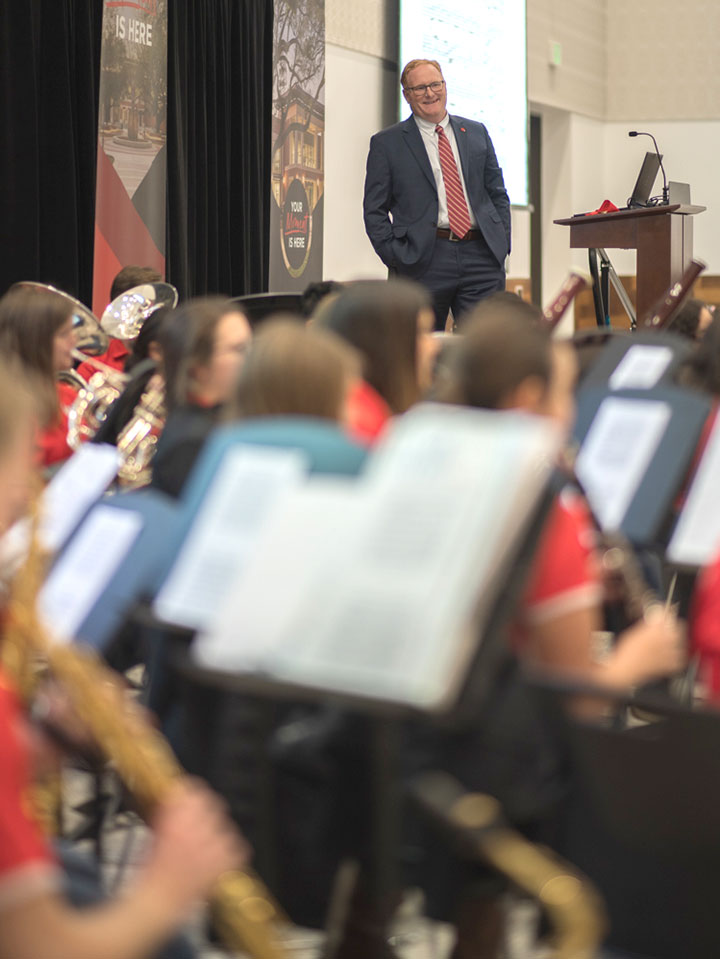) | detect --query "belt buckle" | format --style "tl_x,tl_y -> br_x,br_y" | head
448,230 -> 460,242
